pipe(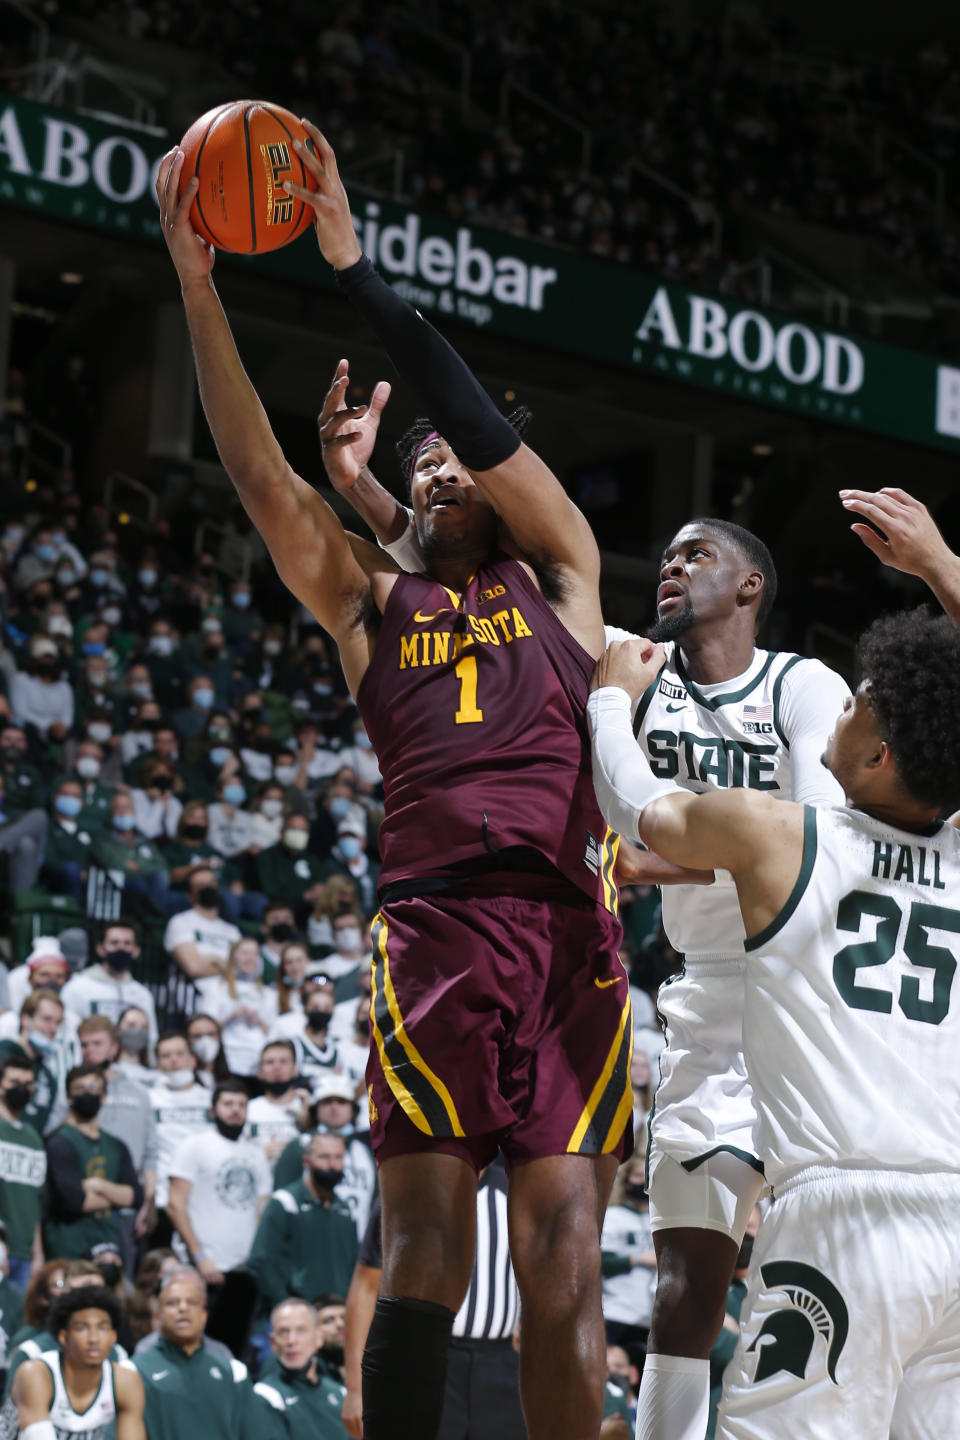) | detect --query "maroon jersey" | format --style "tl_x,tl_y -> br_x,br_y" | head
356,555 -> 618,909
